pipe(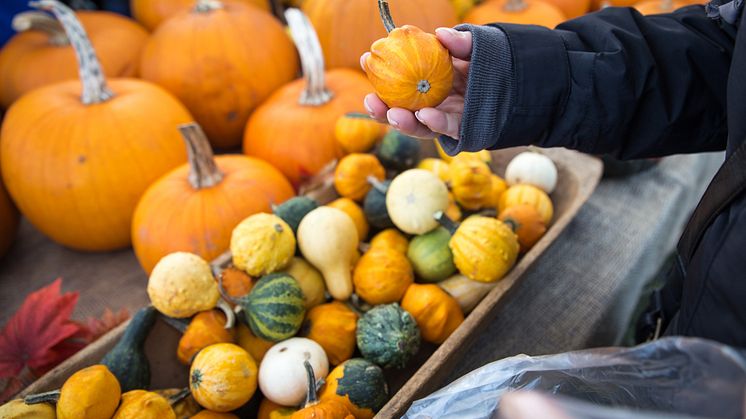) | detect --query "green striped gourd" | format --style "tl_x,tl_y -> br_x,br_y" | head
238,273 -> 306,342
